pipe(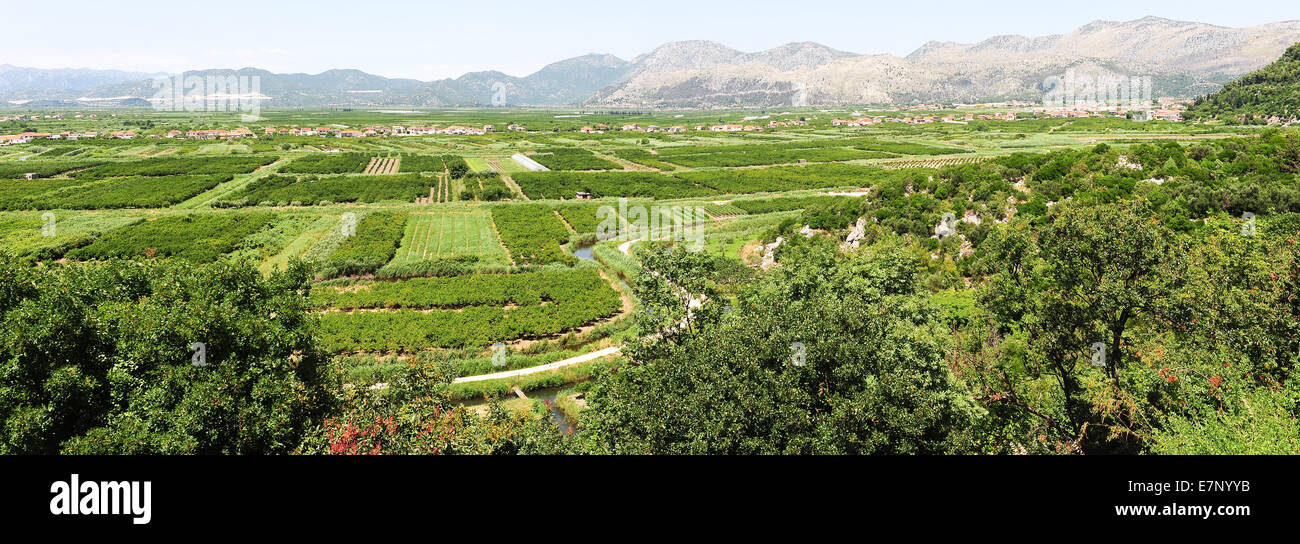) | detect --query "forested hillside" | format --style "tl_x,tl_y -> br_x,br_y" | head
1186,43 -> 1300,122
